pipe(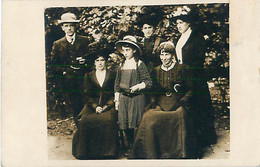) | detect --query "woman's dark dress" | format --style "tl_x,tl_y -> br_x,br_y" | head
130,64 -> 199,159
141,35 -> 165,69
72,70 -> 119,159
176,30 -> 217,146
